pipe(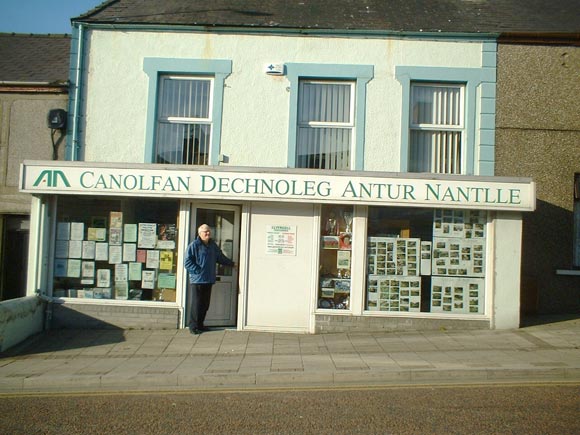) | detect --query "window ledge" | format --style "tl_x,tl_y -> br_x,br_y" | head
556,269 -> 580,276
